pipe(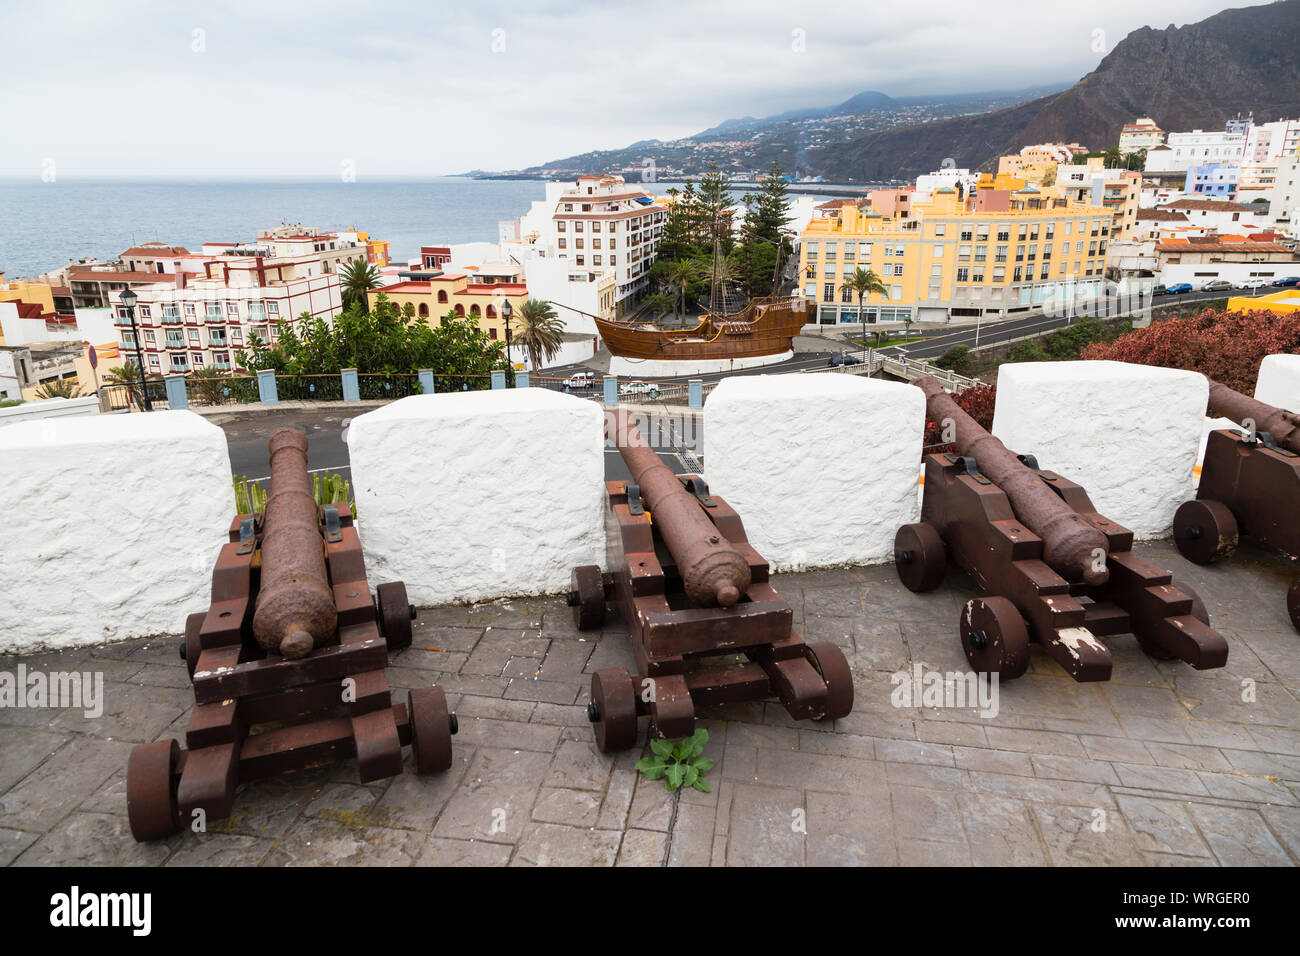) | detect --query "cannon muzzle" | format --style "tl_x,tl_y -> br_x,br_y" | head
607,410 -> 750,607
251,429 -> 338,658
1207,379 -> 1300,454
916,376 -> 1110,586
